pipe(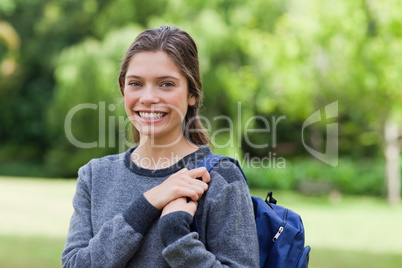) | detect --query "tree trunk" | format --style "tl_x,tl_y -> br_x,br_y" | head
384,120 -> 401,205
